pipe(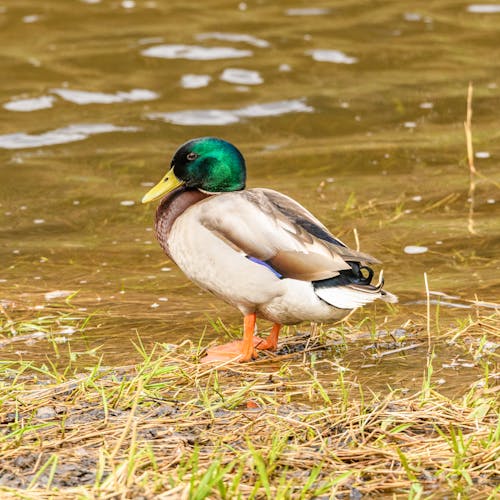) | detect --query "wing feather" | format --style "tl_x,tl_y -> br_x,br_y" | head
198,188 -> 379,281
